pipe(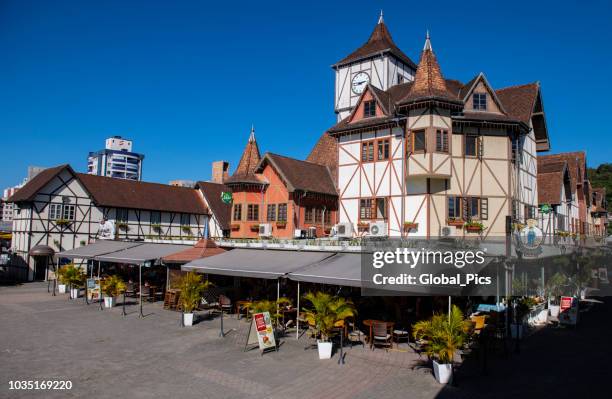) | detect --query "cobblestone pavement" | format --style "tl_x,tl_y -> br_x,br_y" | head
2,283 -> 610,399
0,283 -> 446,399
